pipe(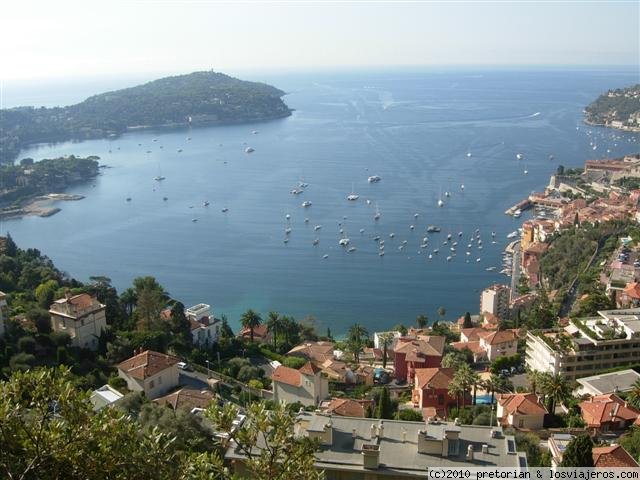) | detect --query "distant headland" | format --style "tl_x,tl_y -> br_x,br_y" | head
0,71 -> 292,163
584,84 -> 640,132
